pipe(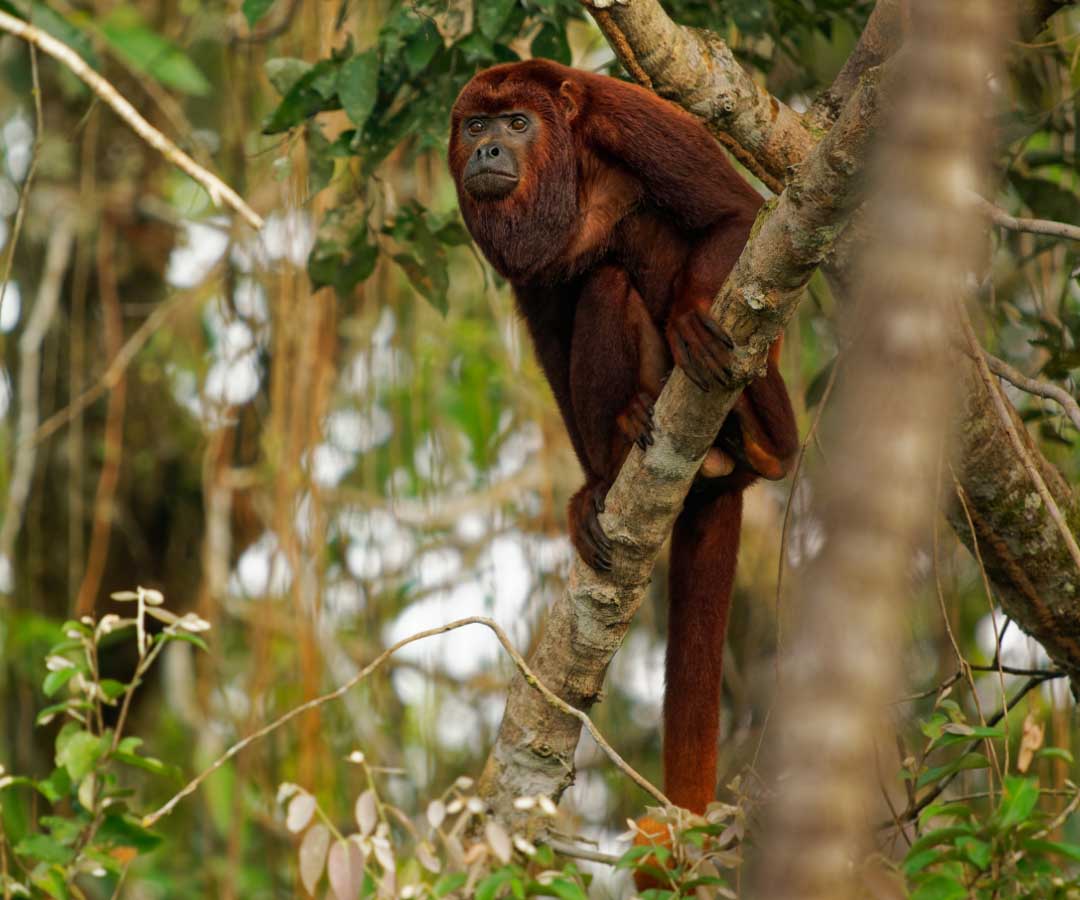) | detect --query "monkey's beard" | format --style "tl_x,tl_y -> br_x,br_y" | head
459,138 -> 579,286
